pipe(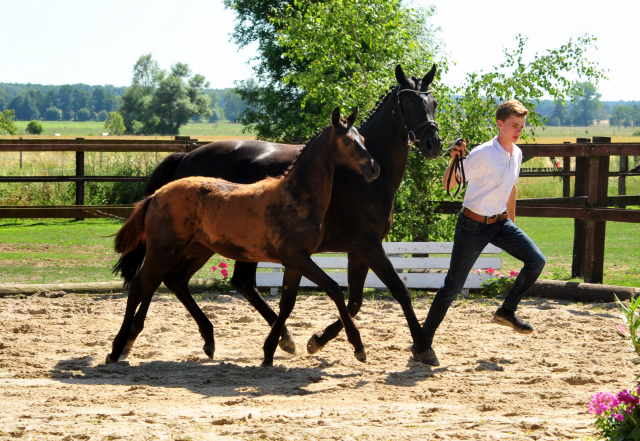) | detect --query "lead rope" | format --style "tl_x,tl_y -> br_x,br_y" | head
443,138 -> 466,198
